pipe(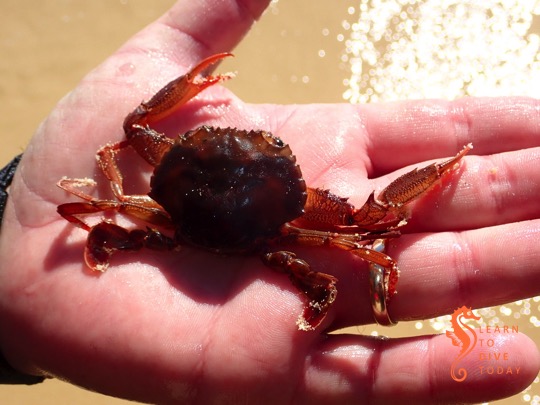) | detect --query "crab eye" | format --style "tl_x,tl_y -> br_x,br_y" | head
262,131 -> 285,148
